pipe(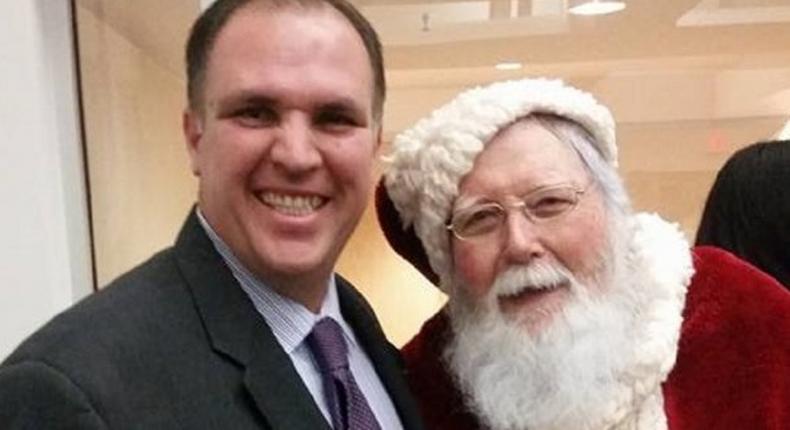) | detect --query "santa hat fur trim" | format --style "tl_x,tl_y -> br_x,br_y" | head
383,78 -> 617,291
